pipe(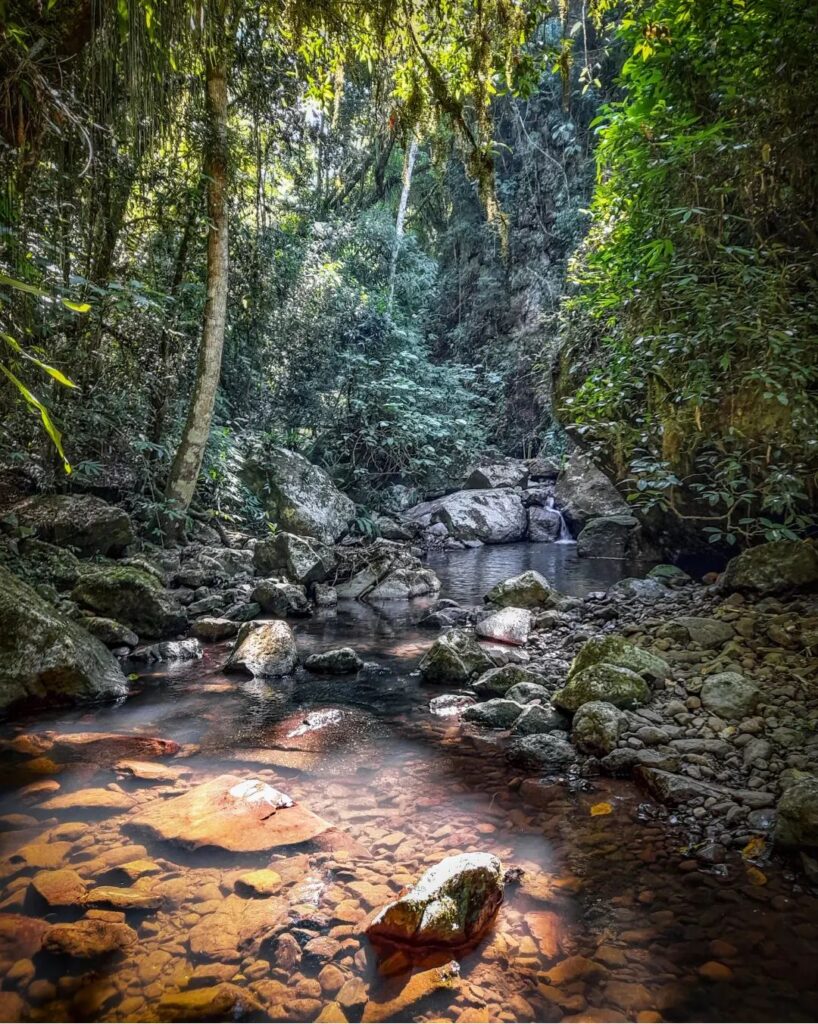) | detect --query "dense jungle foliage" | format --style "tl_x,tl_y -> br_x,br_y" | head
1,0 -> 816,548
